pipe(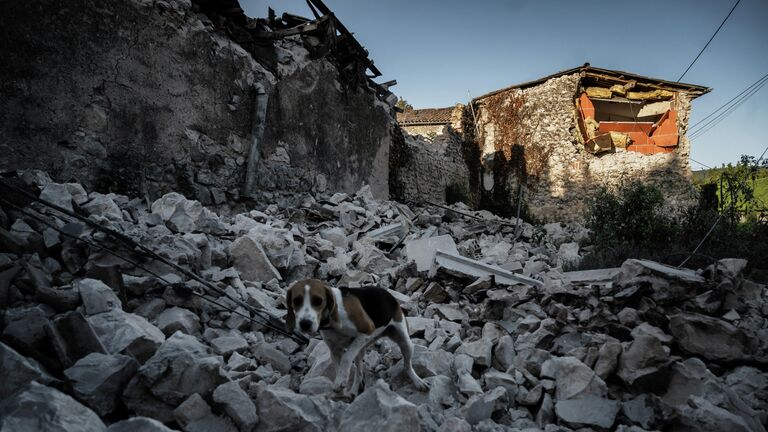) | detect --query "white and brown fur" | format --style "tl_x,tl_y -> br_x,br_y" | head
285,278 -> 428,395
